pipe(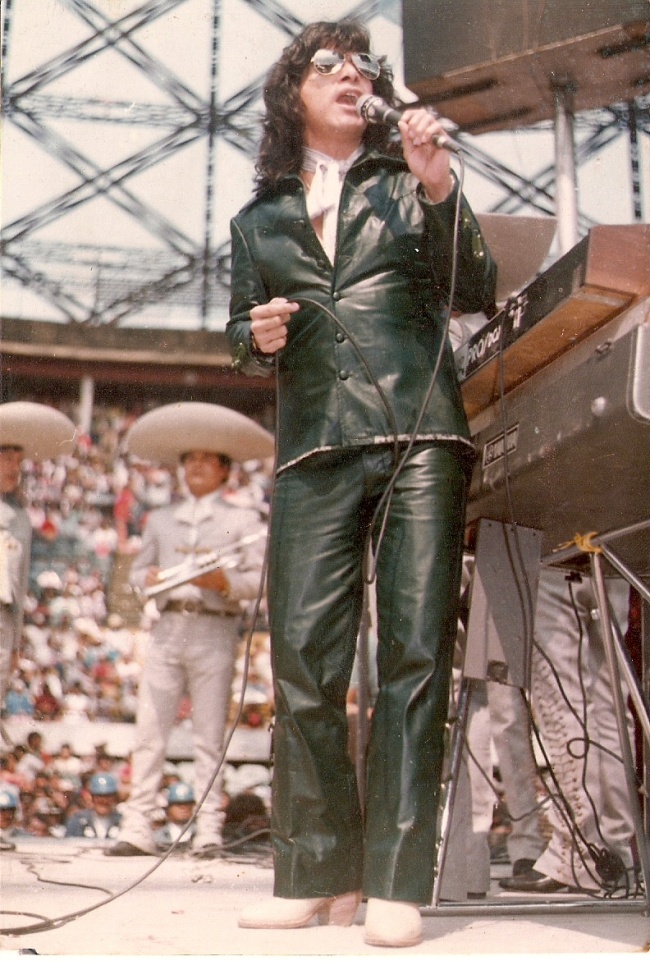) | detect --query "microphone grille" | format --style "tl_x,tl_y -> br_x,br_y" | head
355,94 -> 371,118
